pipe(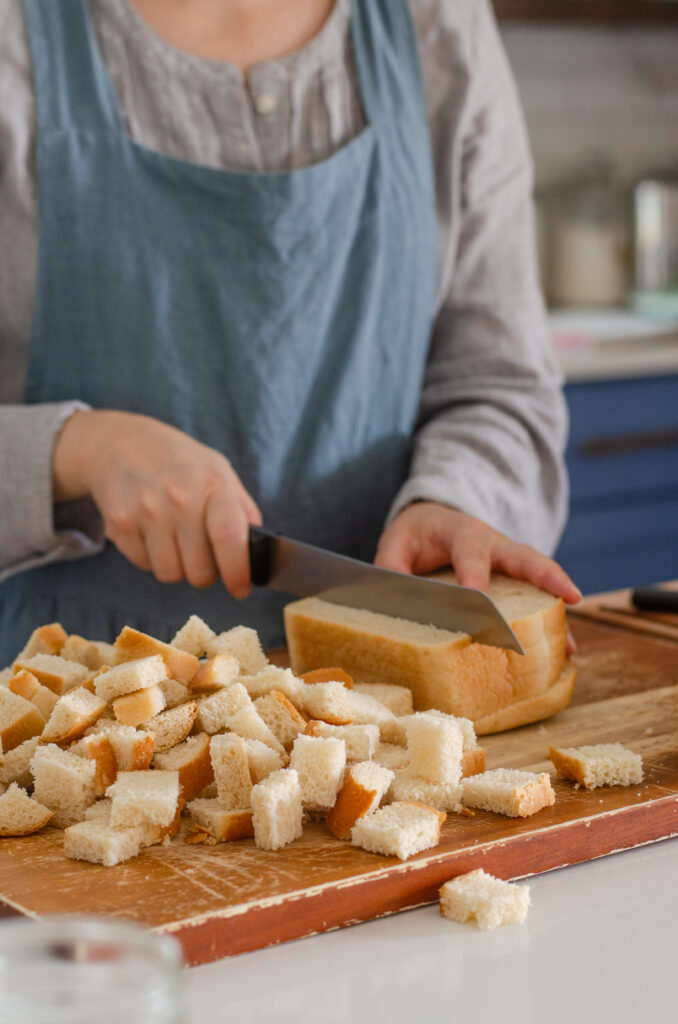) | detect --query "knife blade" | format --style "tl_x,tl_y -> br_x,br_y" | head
248,526 -> 524,653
